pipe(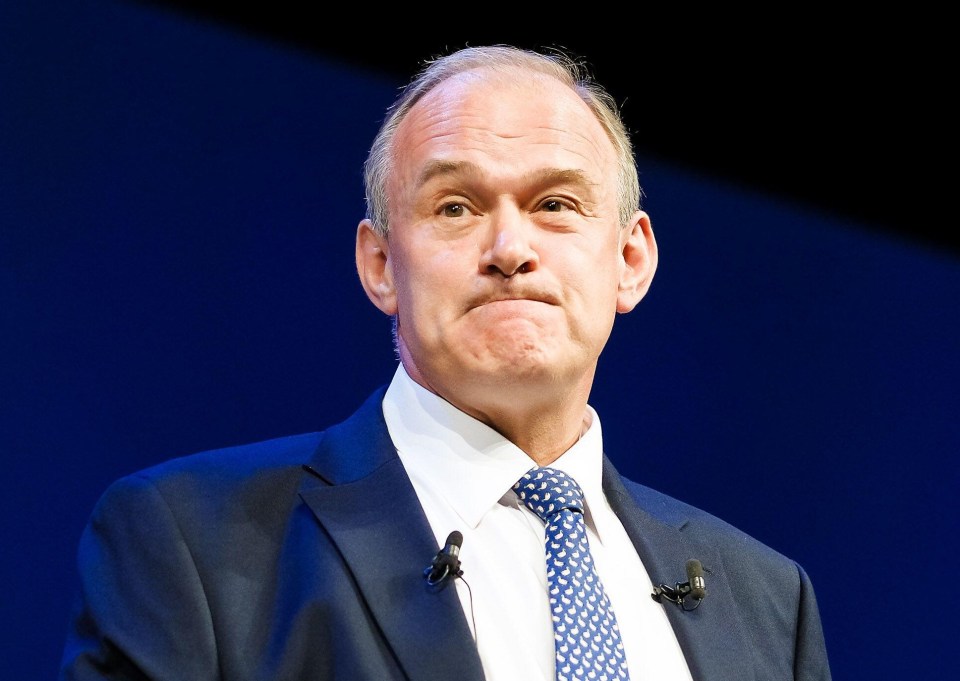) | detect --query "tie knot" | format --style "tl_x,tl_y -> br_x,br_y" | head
513,467 -> 585,521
